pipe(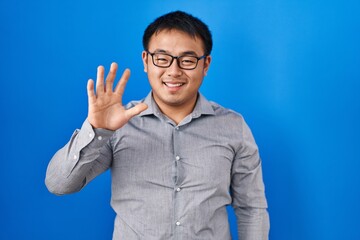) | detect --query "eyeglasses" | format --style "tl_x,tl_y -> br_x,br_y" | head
146,50 -> 207,70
